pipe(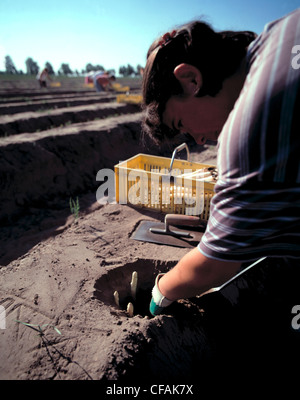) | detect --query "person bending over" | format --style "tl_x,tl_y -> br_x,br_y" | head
141,9 -> 300,315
